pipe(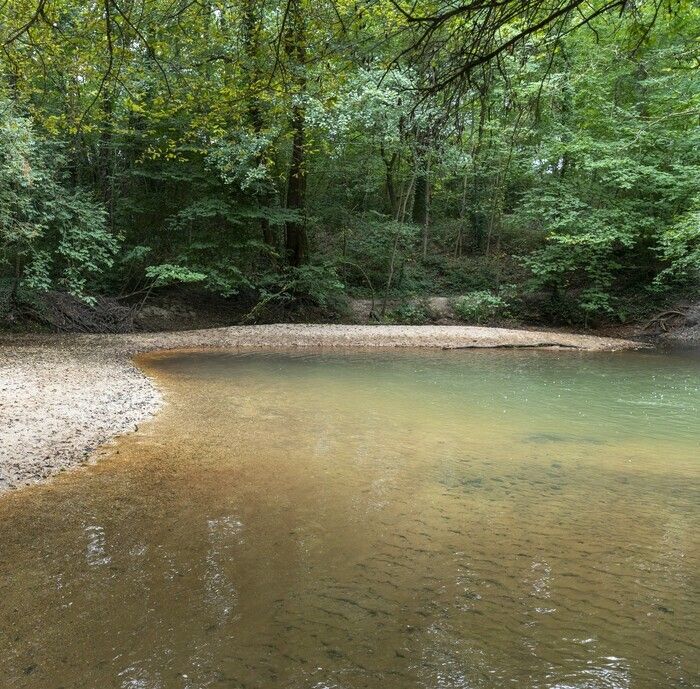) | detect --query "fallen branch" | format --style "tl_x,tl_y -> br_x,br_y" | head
239,282 -> 294,324
443,342 -> 580,350
24,292 -> 136,333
